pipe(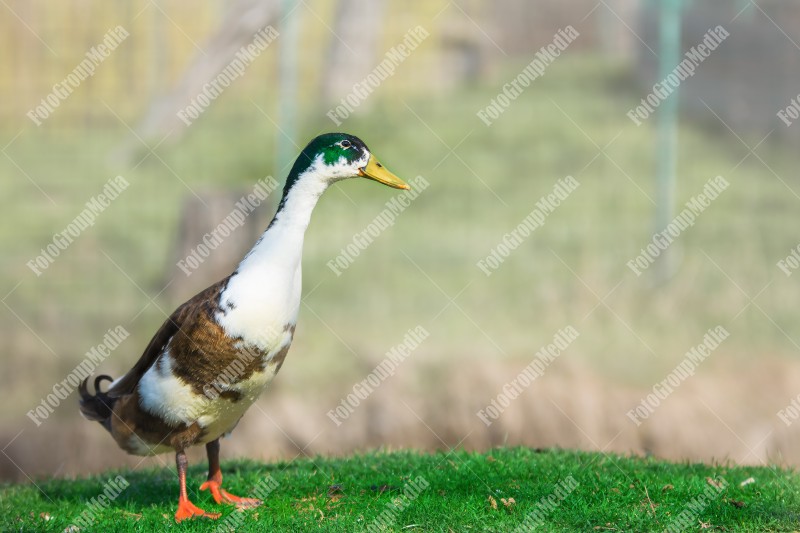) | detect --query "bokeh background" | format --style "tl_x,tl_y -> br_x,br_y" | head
2,0 -> 800,482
